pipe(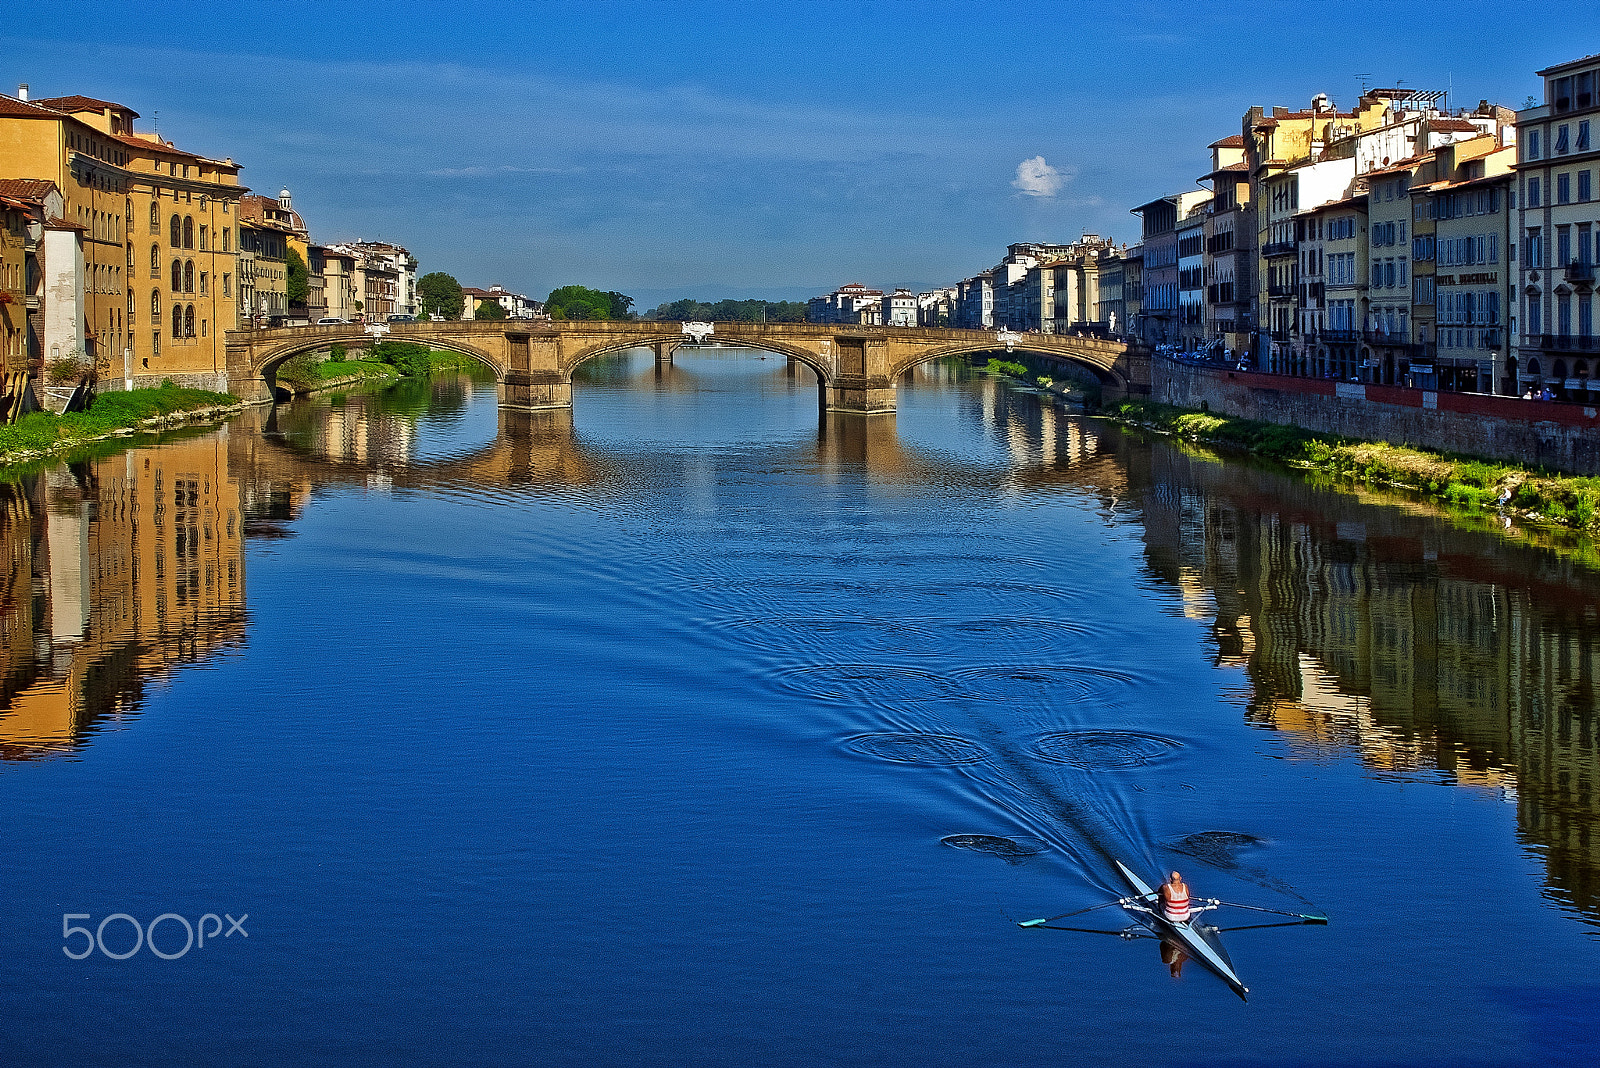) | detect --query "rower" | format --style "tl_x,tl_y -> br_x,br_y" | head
1159,871 -> 1192,925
